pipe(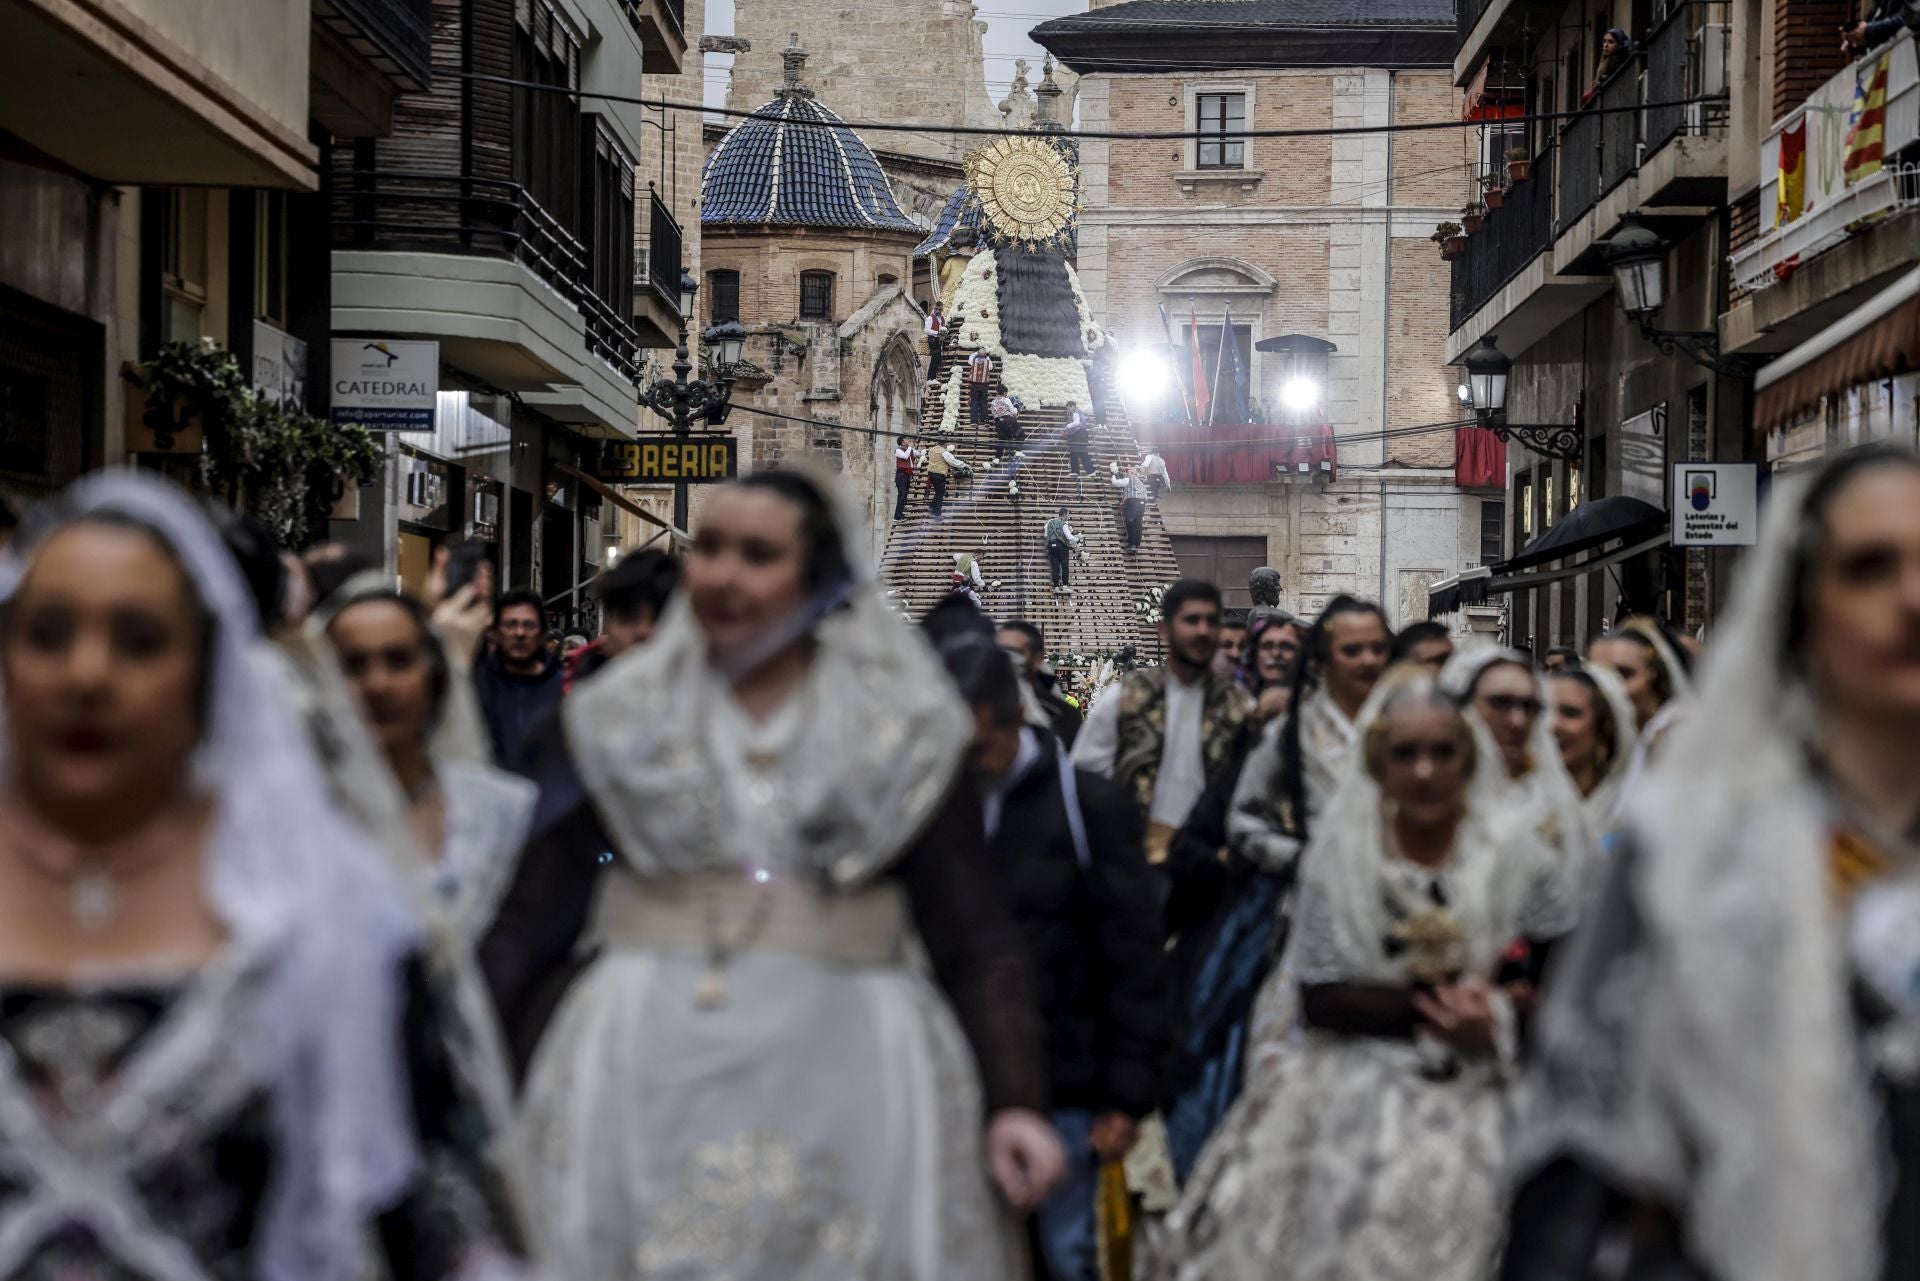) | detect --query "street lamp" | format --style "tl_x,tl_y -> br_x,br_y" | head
639,267 -> 742,531
1602,211 -> 1764,375
1461,334 -> 1583,461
